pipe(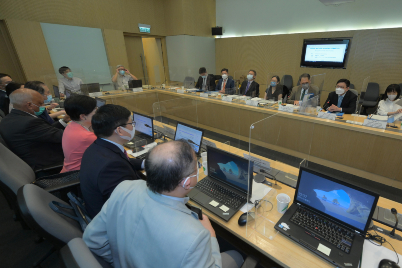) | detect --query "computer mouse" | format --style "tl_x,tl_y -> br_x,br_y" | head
238,212 -> 254,226
379,259 -> 400,268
